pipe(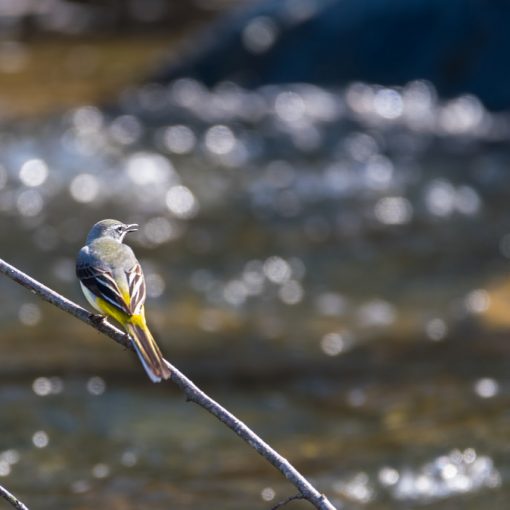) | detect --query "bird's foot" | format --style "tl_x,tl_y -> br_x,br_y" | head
89,313 -> 106,325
